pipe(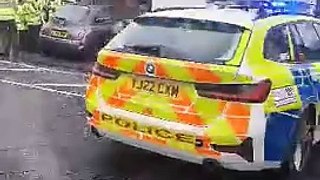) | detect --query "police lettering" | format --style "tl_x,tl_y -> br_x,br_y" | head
176,133 -> 194,144
132,122 -> 153,134
155,129 -> 174,139
102,114 -> 113,121
101,113 -> 194,144
115,118 -> 131,128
